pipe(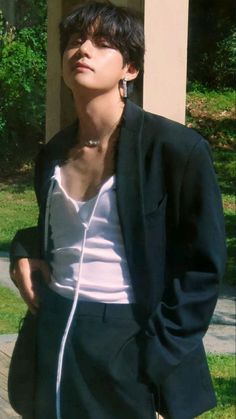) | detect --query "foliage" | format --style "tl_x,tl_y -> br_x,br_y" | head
213,30 -> 236,88
188,0 -> 235,88
0,4 -> 47,175
15,0 -> 48,28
